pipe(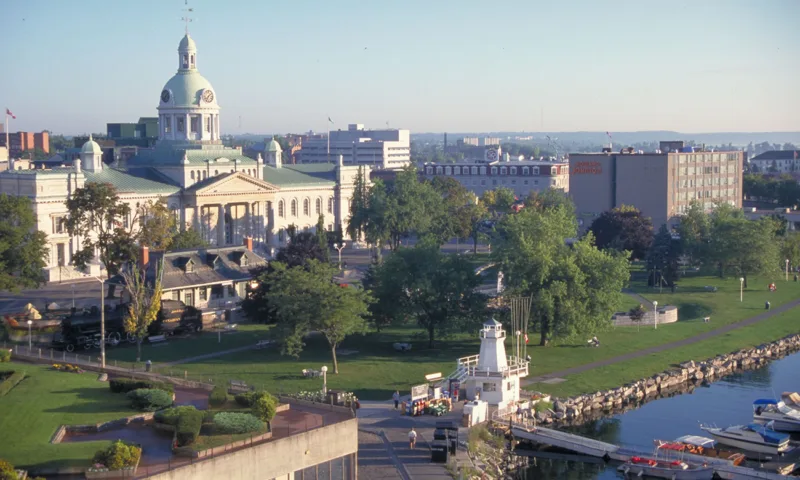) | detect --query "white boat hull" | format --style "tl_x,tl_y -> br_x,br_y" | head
704,434 -> 784,456
752,416 -> 800,432
618,464 -> 715,480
